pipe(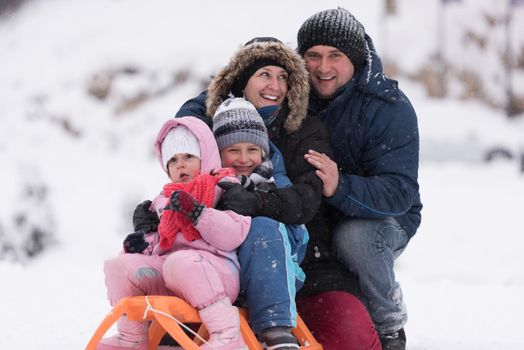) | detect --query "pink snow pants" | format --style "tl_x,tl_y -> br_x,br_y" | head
104,250 -> 240,309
